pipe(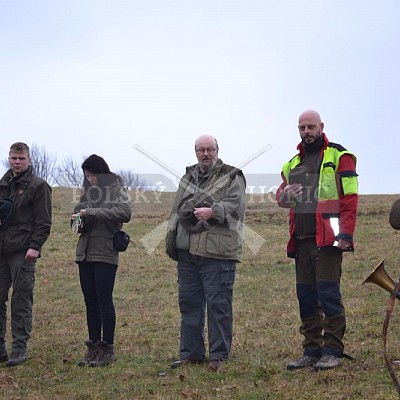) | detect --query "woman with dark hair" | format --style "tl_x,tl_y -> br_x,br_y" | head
72,154 -> 132,367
